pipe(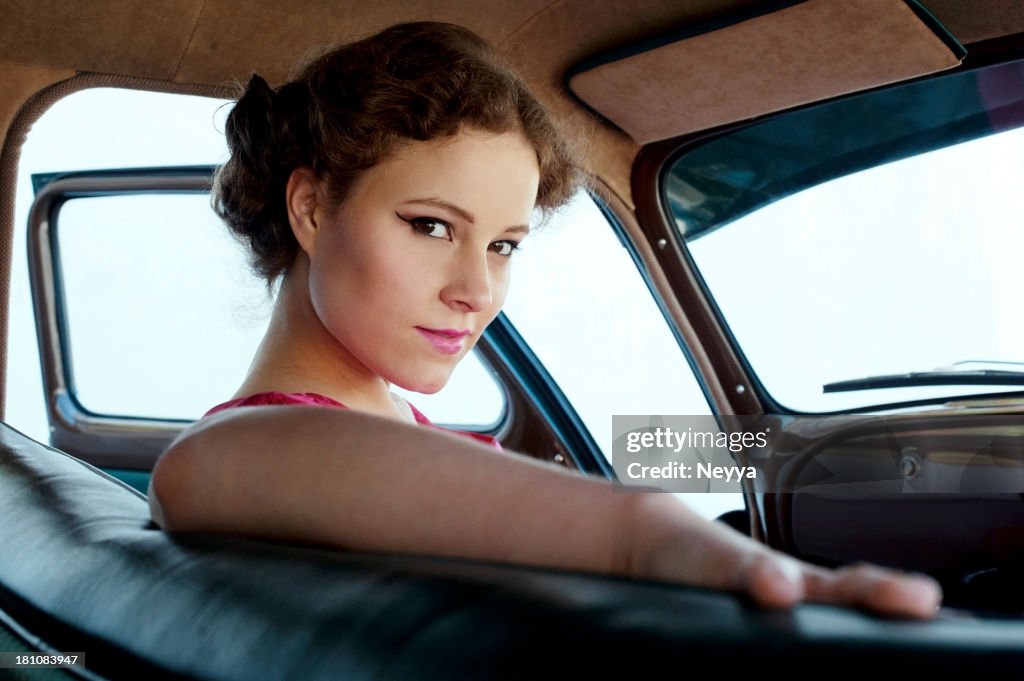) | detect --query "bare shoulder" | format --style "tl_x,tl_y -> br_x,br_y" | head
149,409 -> 270,528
